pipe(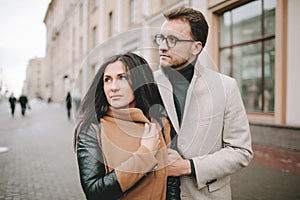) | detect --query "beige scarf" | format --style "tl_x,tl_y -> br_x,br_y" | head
100,107 -> 170,200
